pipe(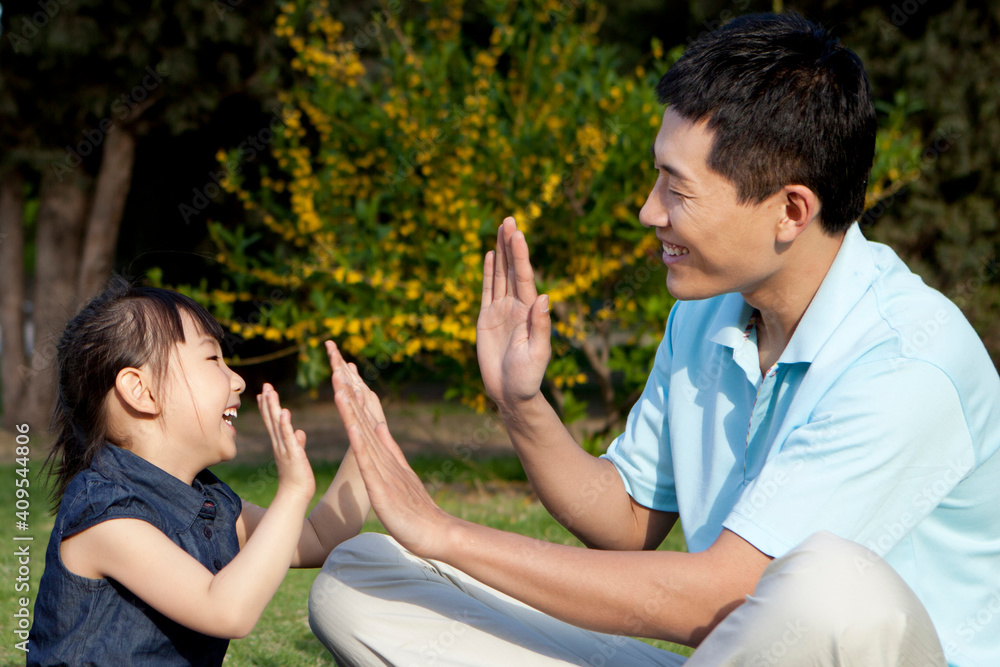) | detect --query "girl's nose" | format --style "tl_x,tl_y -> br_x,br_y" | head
231,369 -> 246,395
